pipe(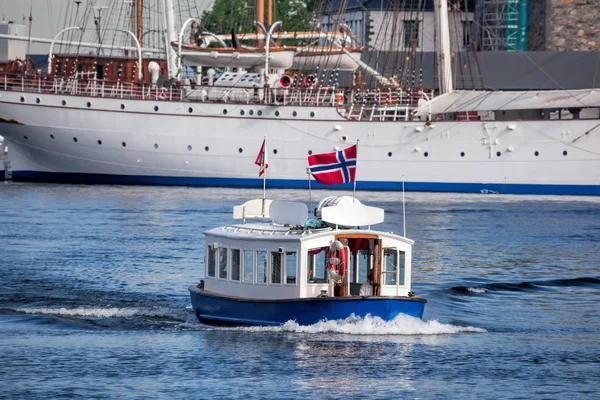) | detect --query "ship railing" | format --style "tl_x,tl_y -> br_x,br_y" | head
222,225 -> 308,236
0,72 -> 434,116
